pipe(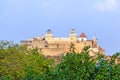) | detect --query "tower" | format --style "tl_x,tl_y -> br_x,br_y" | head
45,29 -> 53,41
69,29 -> 77,41
92,36 -> 98,48
78,32 -> 87,41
